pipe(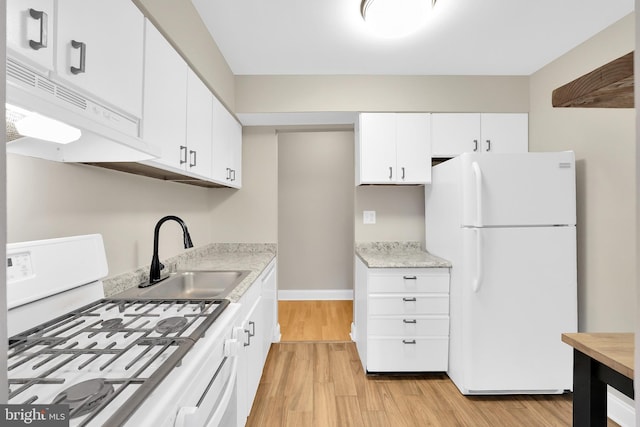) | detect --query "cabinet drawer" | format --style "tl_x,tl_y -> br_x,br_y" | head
368,316 -> 449,337
368,272 -> 449,293
367,337 -> 448,372
368,295 -> 449,315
